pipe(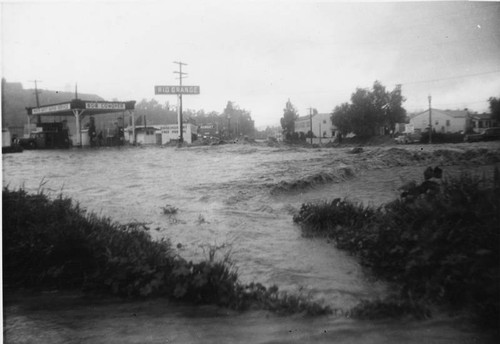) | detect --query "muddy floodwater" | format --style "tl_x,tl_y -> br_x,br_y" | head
3,142 -> 500,343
